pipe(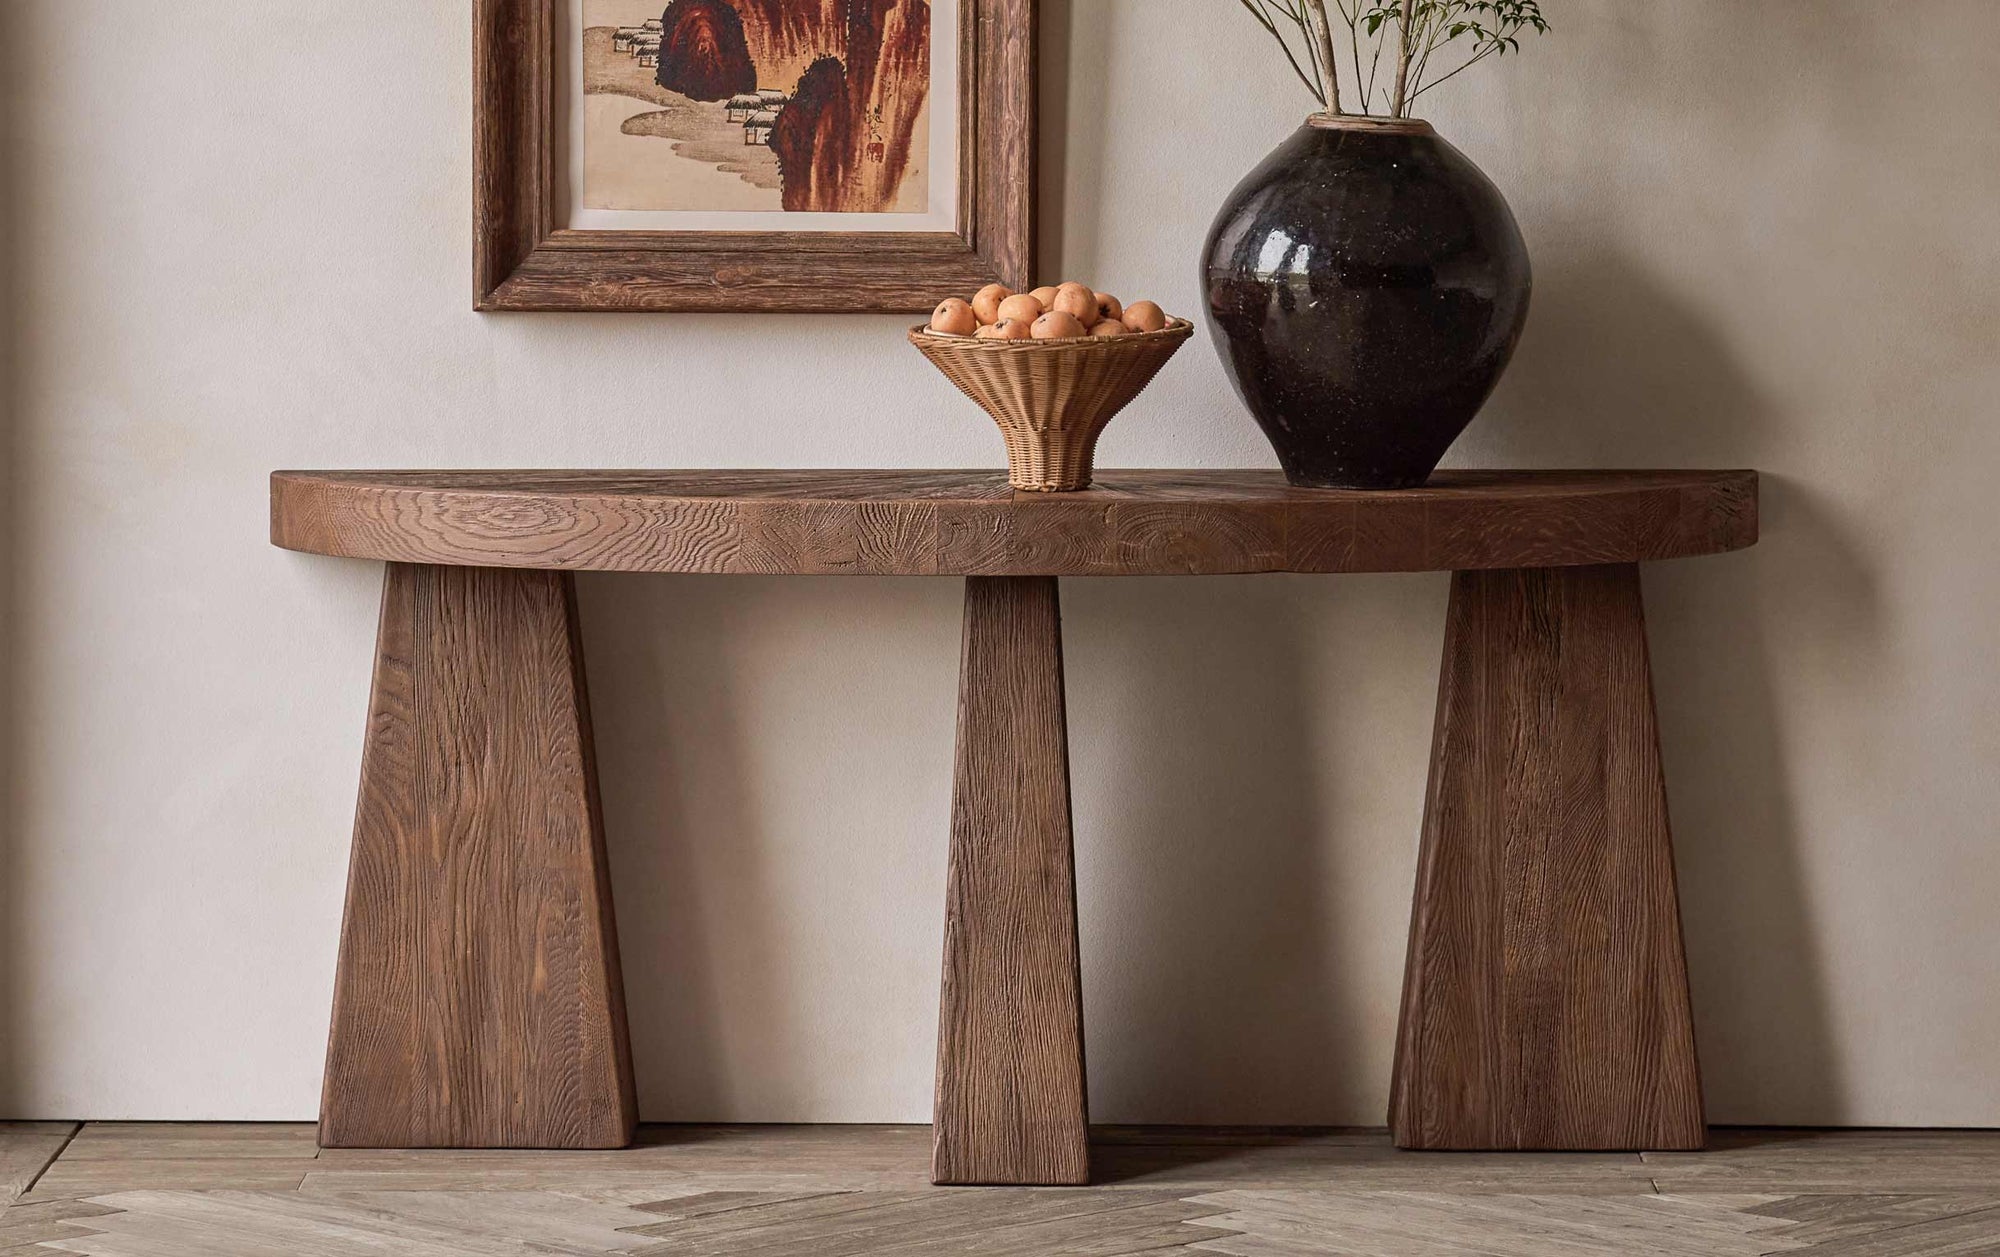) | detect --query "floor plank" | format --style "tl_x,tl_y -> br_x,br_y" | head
18,1126 -> 319,1205
1645,1131 -> 2000,1193
53,1126 -> 320,1163
0,1125 -> 77,1205
1184,1190 -> 1810,1256
17,1189 -> 663,1256
304,1125 -> 939,1194
1093,1128 -> 1655,1194
1743,1196 -> 2000,1250
623,1188 -> 1221,1255
22,1160 -> 318,1205
1787,1206 -> 2000,1256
